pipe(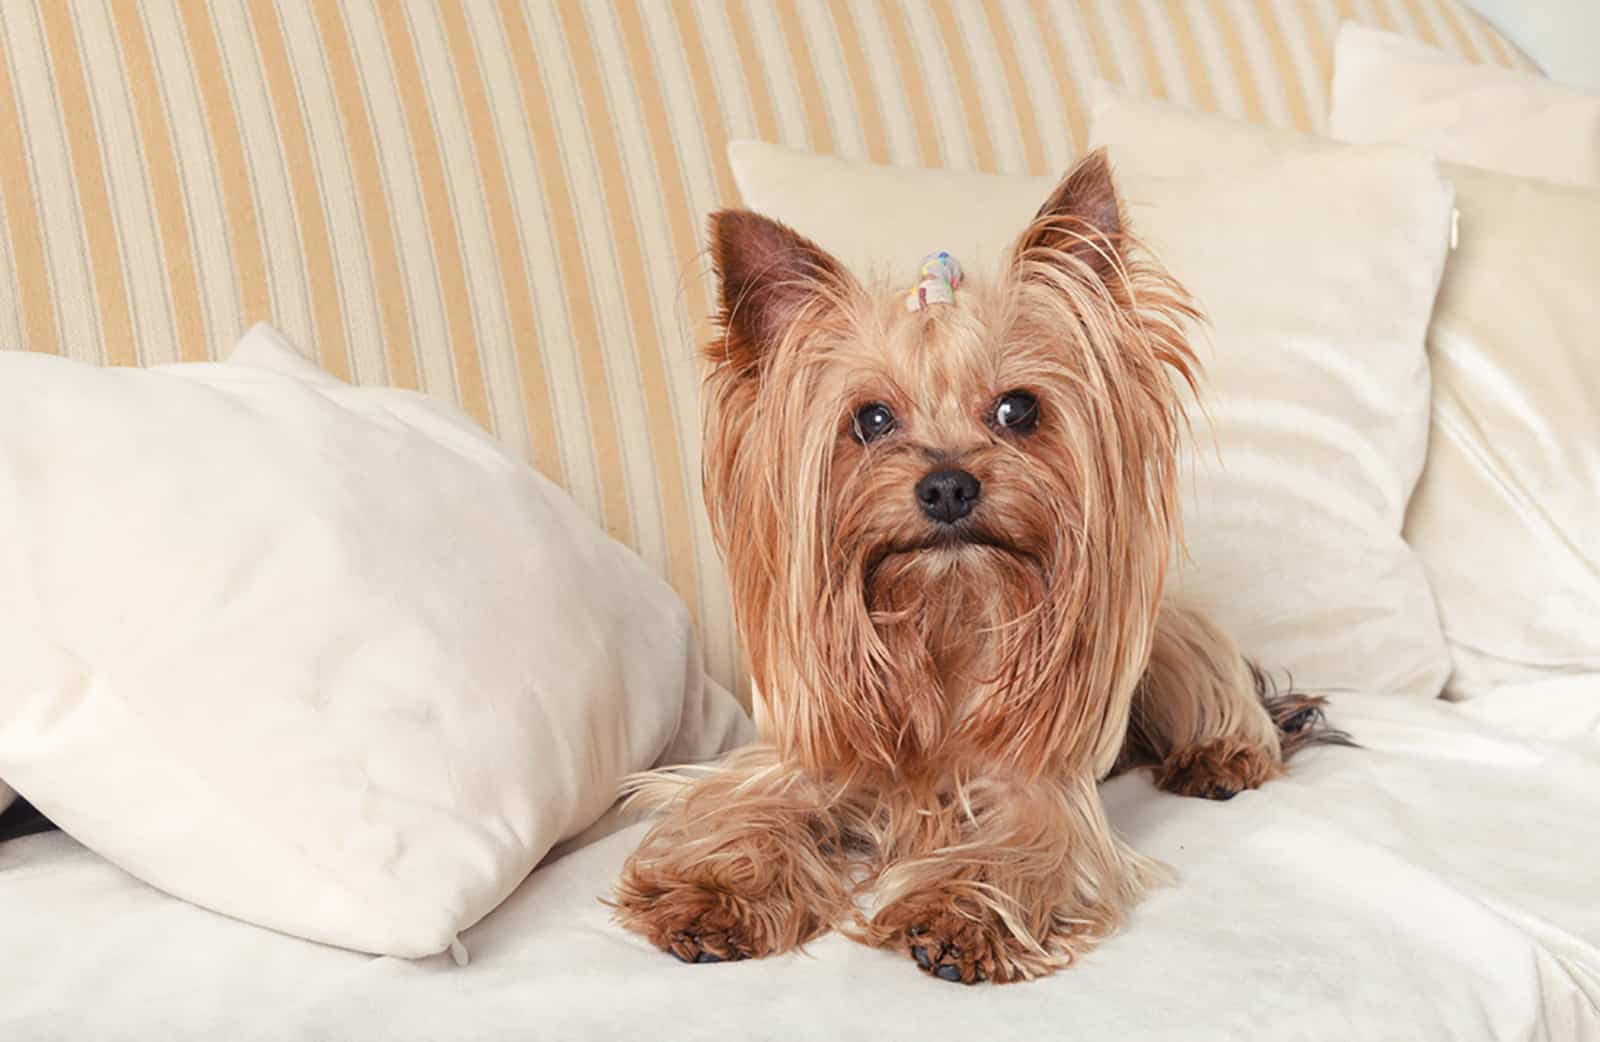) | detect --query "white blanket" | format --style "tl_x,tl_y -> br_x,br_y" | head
5,687 -> 1599,1041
